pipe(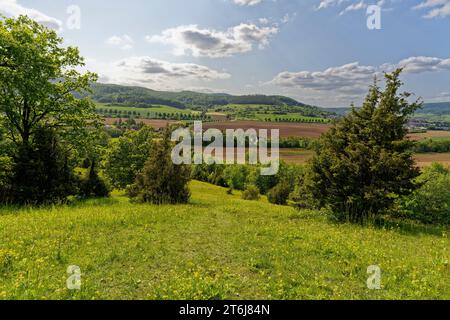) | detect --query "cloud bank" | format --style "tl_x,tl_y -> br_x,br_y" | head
270,56 -> 450,99
0,0 -> 62,31
147,23 -> 278,58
